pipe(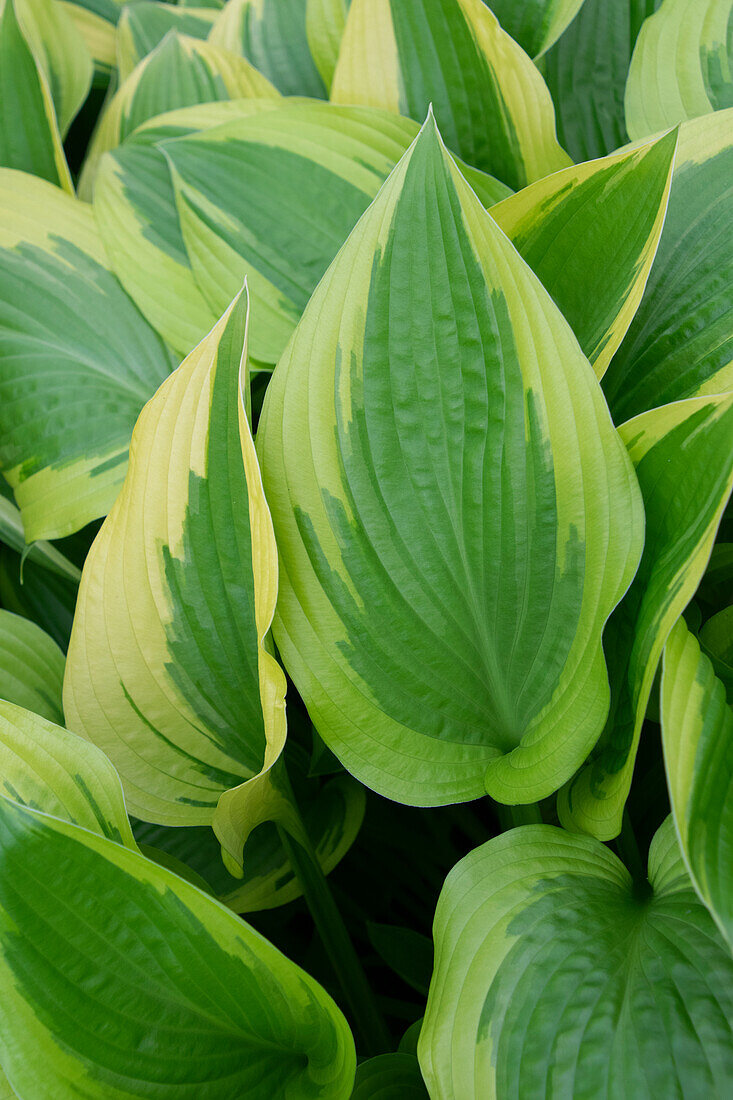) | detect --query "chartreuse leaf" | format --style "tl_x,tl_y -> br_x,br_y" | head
352,1053 -> 428,1098
625,0 -> 733,140
78,31 -> 278,199
59,0 -> 121,84
331,0 -> 570,189
0,797 -> 356,1099
0,0 -> 72,190
491,128 -> 676,377
700,604 -> 733,698
543,0 -> 659,161
116,1 -> 217,80
487,0 -> 586,58
93,99 -> 281,359
0,493 -> 81,583
0,699 -> 135,848
604,109 -> 733,423
0,170 -> 172,541
17,0 -> 92,135
136,771 -> 366,913
560,394 -> 733,839
258,117 -> 643,809
305,0 -> 350,89
0,612 -> 64,723
63,291 -> 291,874
420,817 -> 733,1100
210,0 -> 326,97
662,616 -> 733,947
95,101 -> 509,367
